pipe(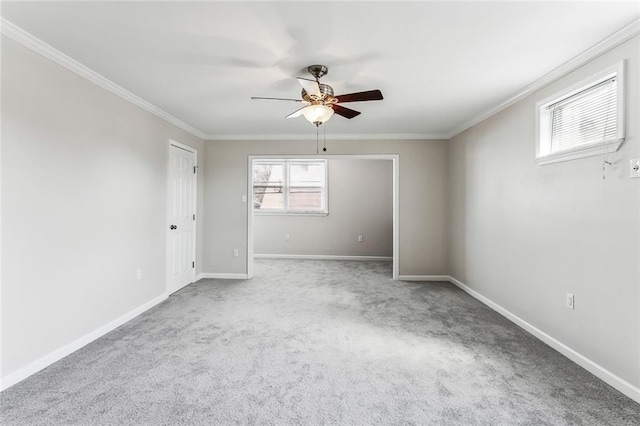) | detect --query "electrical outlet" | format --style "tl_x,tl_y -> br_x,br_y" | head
358,235 -> 363,242
233,249 -> 239,257
631,158 -> 640,178
136,268 -> 142,281
566,293 -> 575,310
285,233 -> 290,241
